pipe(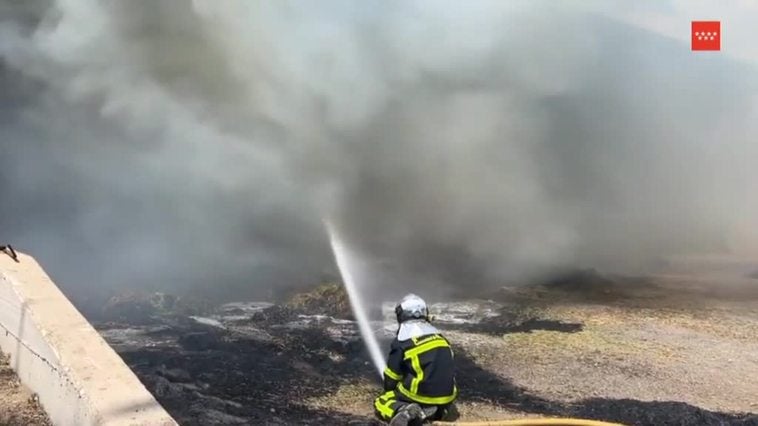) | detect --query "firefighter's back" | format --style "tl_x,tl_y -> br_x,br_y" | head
397,332 -> 457,404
